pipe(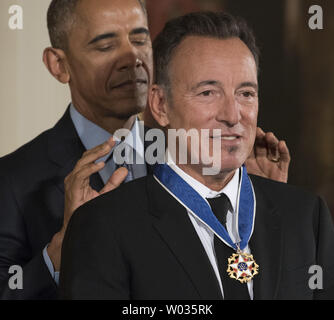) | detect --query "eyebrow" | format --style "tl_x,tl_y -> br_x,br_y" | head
88,32 -> 116,45
237,82 -> 258,91
191,80 -> 221,91
88,27 -> 150,45
191,80 -> 258,92
130,27 -> 150,36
